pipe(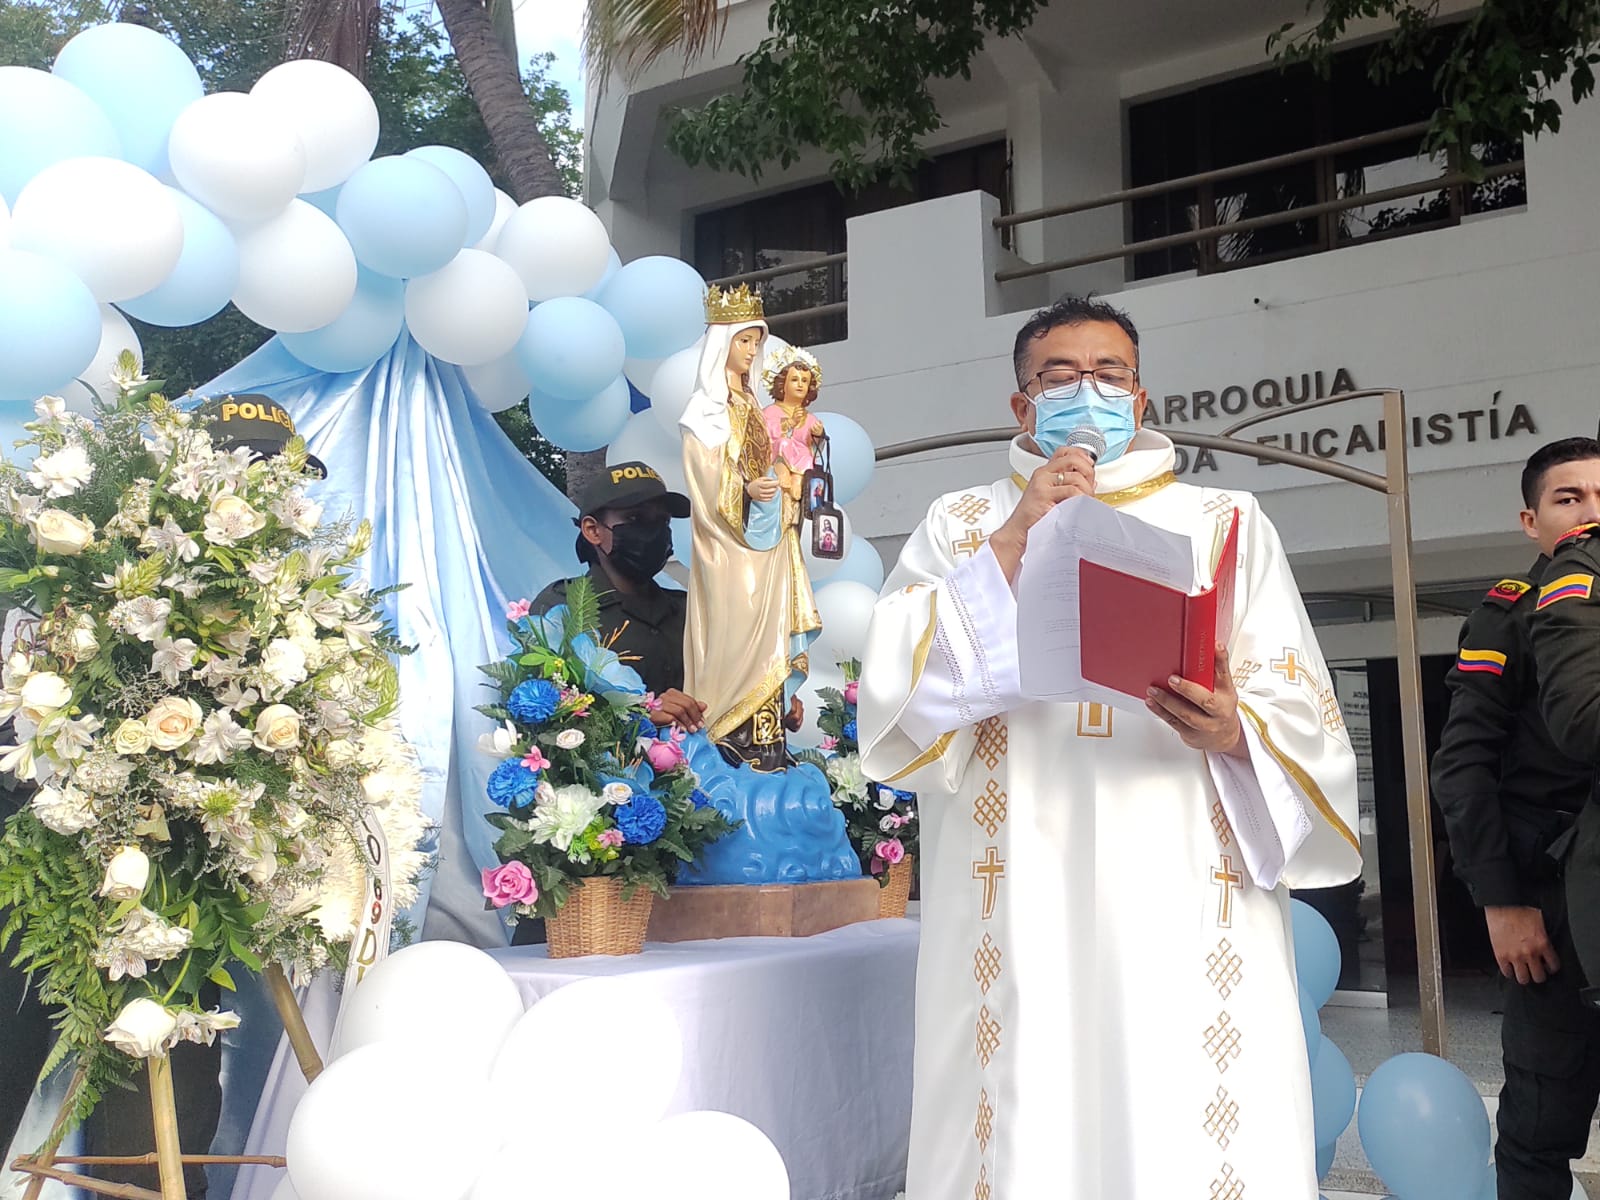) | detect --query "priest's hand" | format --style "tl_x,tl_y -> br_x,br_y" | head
1145,640 -> 1246,757
654,689 -> 708,733
1485,905 -> 1560,984
989,447 -> 1096,583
